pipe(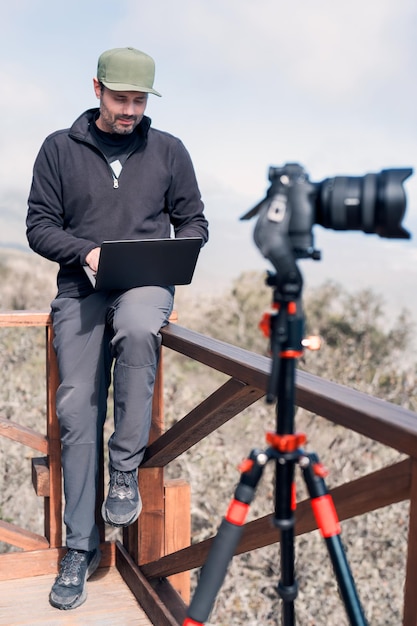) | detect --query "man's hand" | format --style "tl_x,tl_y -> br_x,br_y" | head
85,247 -> 101,273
